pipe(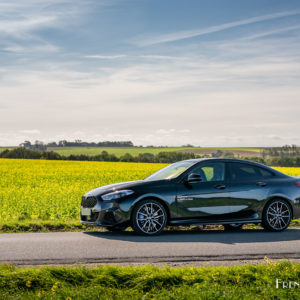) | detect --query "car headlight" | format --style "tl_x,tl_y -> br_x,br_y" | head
101,189 -> 134,201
